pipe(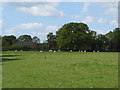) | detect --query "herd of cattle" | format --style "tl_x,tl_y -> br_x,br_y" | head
14,50 -> 100,52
